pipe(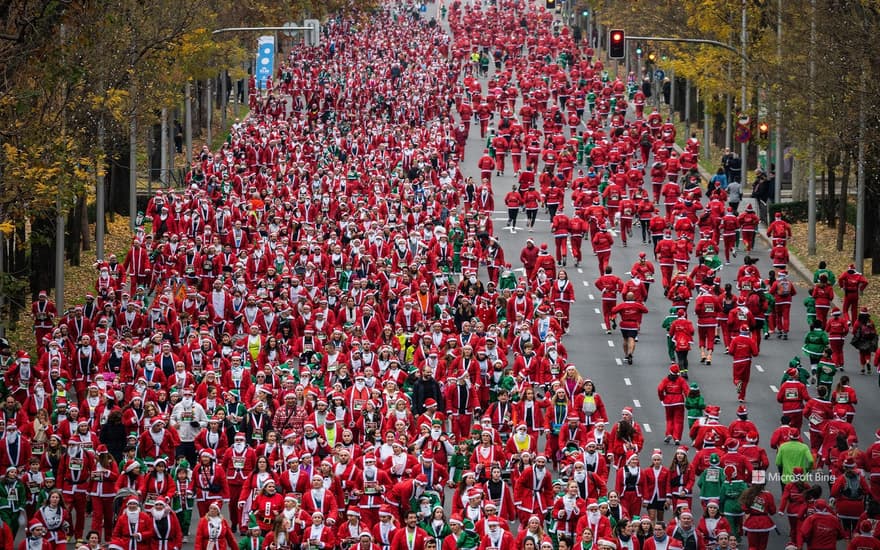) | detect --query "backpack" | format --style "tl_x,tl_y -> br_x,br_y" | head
778,279 -> 792,296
